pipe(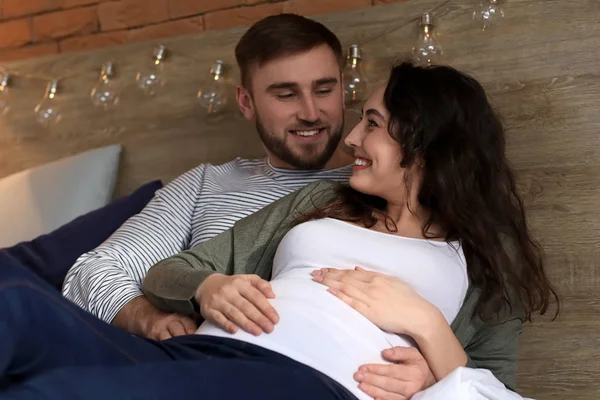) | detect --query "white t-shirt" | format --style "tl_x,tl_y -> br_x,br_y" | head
197,218 -> 468,400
